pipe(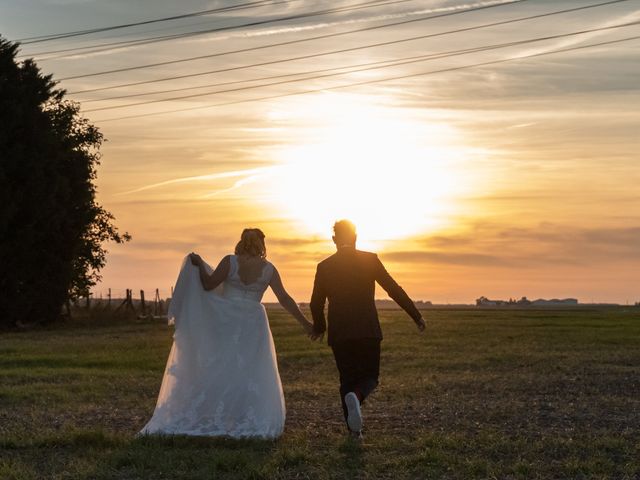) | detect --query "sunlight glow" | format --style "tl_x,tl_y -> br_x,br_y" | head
268,94 -> 476,242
